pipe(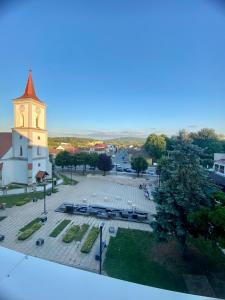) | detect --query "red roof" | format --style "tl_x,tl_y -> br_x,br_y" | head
94,144 -> 107,150
0,133 -> 12,158
17,70 -> 40,101
36,171 -> 48,179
